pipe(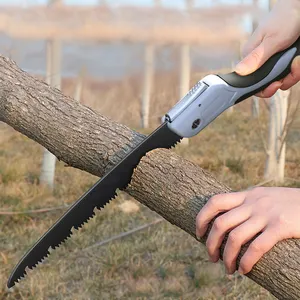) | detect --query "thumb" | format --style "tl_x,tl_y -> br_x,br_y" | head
235,37 -> 279,76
